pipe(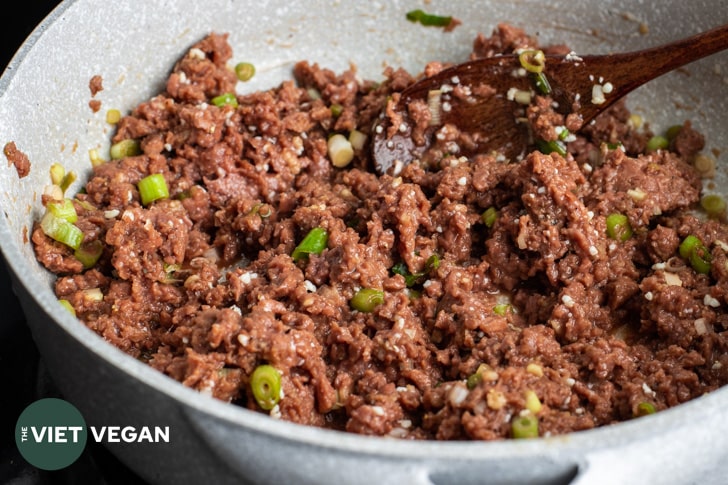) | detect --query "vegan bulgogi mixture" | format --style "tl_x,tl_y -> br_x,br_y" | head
30,25 -> 728,440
